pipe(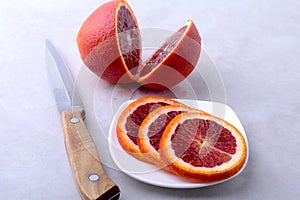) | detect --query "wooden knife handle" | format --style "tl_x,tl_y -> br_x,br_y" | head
61,109 -> 120,200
